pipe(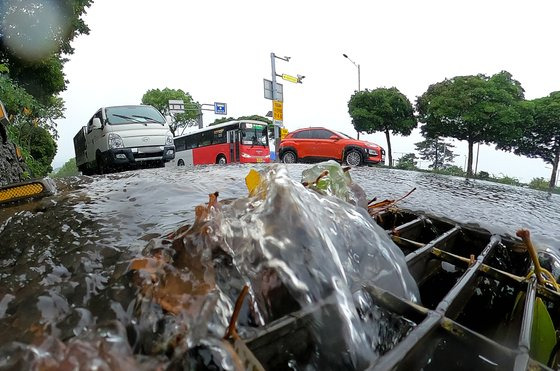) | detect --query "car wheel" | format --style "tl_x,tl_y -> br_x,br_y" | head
177,159 -> 185,166
281,150 -> 297,164
344,150 -> 362,166
216,155 -> 227,165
